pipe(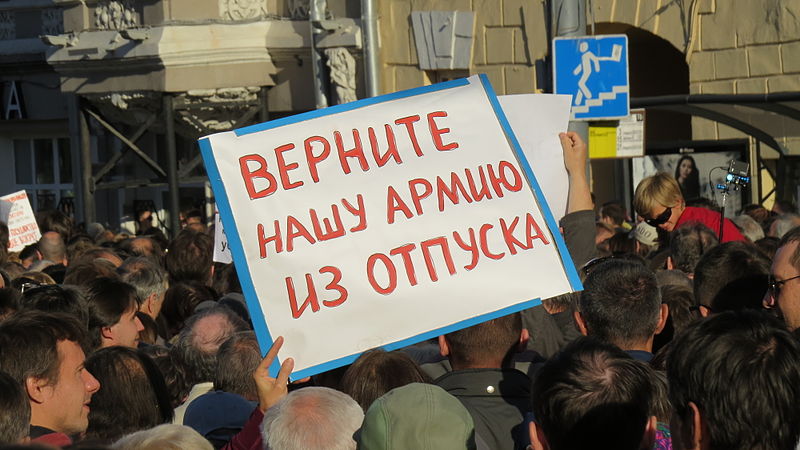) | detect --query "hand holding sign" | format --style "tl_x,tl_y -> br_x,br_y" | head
560,132 -> 588,175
